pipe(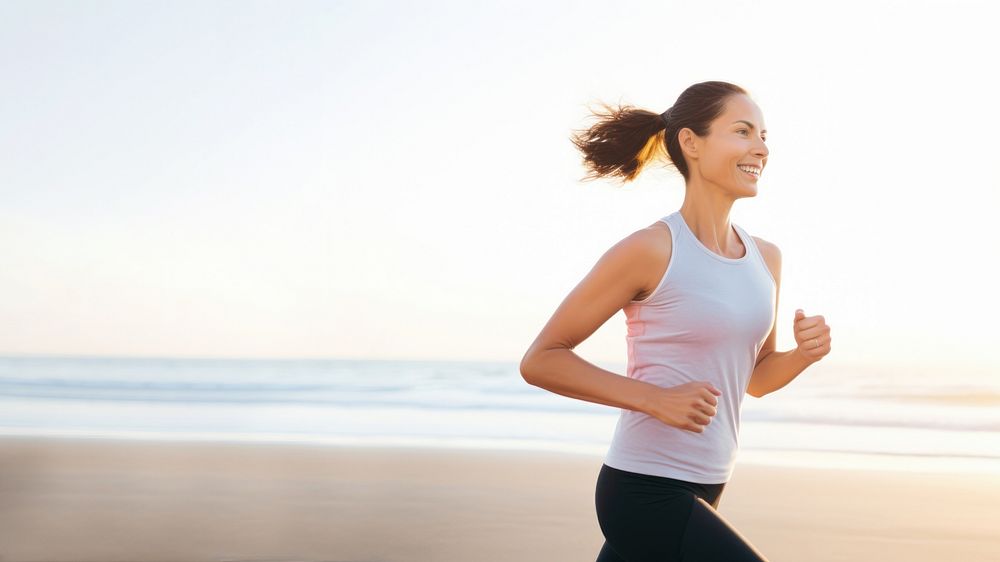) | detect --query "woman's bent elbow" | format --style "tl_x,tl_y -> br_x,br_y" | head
520,347 -> 552,385
520,354 -> 539,385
